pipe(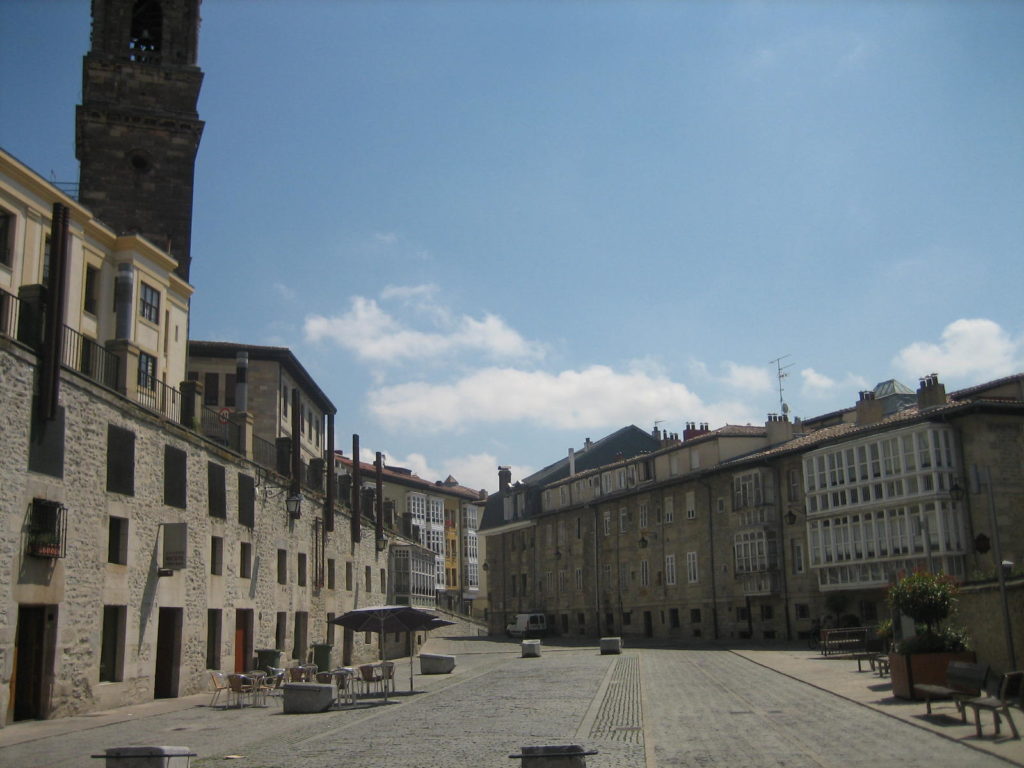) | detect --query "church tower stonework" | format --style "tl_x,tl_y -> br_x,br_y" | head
76,0 -> 204,281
